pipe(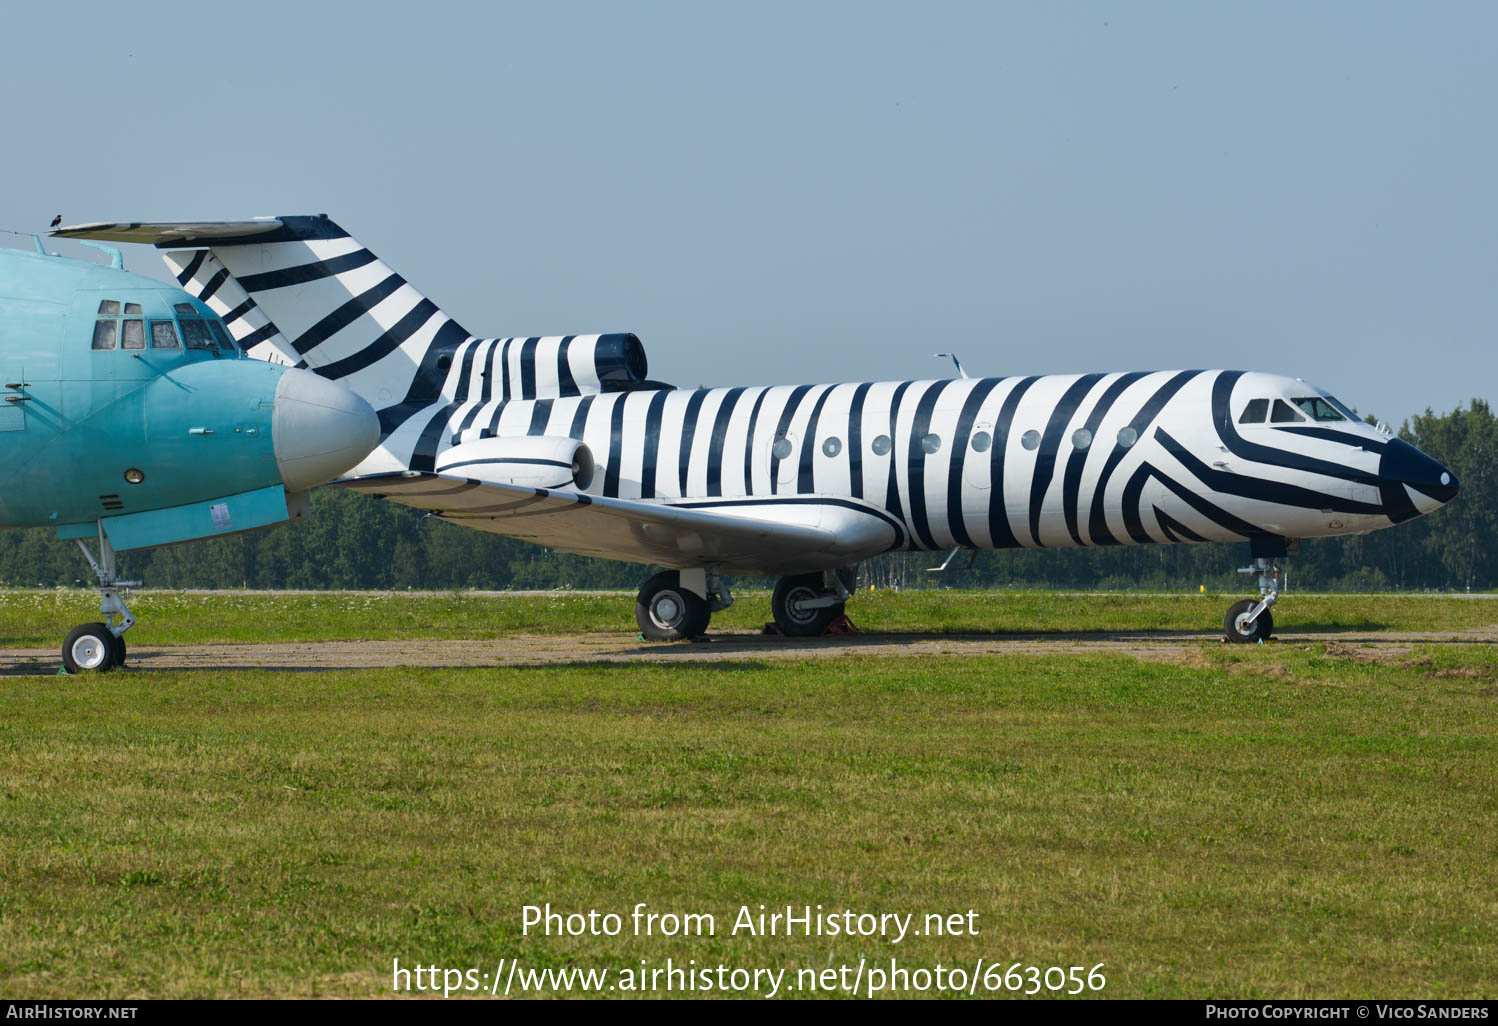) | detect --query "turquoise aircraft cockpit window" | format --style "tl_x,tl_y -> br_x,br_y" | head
151,321 -> 181,349
1239,398 -> 1269,424
1291,397 -> 1345,422
174,303 -> 199,317
97,299 -> 120,316
1270,399 -> 1305,423
122,319 -> 145,350
208,320 -> 237,352
179,318 -> 214,350
91,320 -> 118,350
124,302 -> 142,315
